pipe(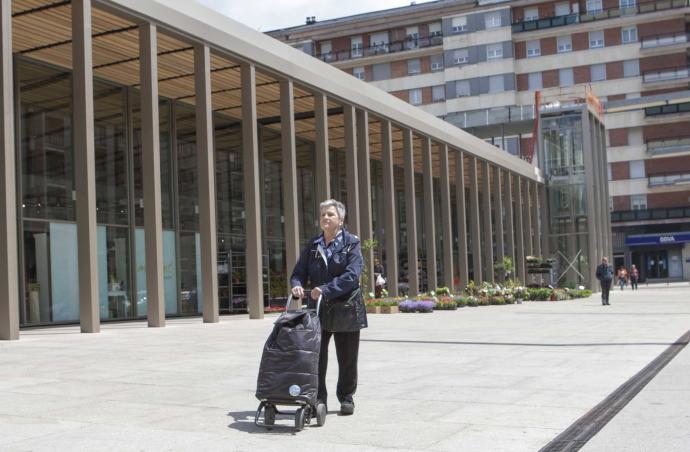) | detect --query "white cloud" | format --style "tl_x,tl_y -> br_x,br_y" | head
191,0 -> 435,31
